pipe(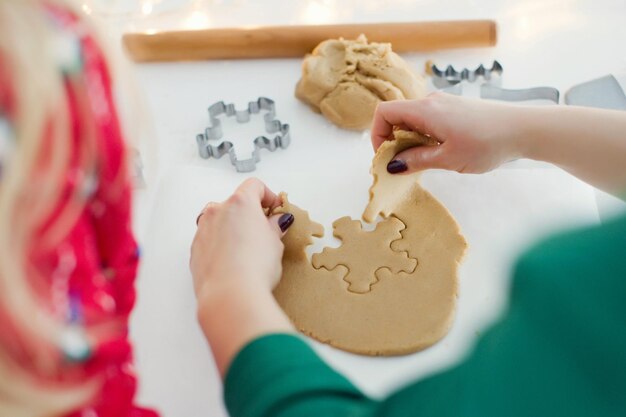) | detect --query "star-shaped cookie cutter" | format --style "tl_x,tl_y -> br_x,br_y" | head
196,97 -> 291,172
